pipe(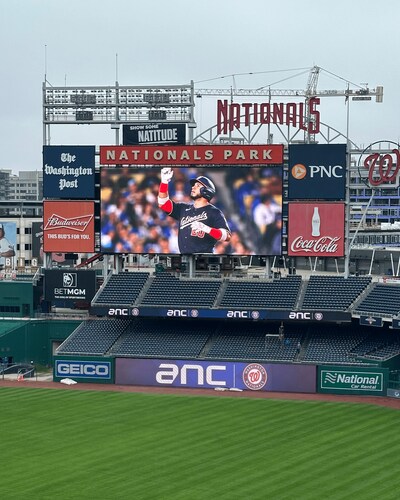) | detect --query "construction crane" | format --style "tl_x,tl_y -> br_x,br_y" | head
194,66 -> 383,142
304,66 -> 321,142
195,65 -> 382,99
